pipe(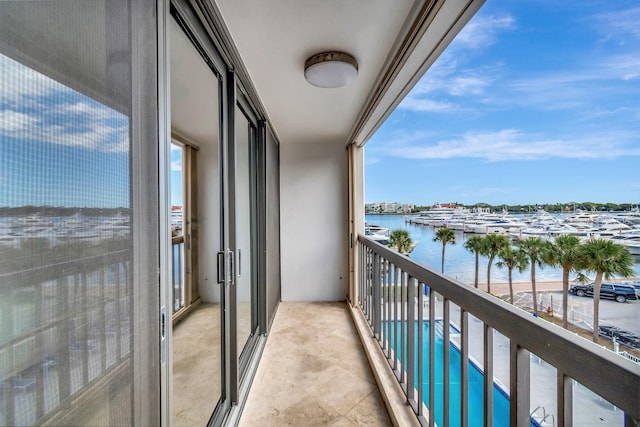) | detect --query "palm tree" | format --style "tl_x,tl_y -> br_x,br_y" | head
463,236 -> 484,288
479,234 -> 510,294
433,227 -> 456,273
544,235 -> 582,329
577,239 -> 634,343
496,245 -> 529,304
389,229 -> 413,254
518,237 -> 549,315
